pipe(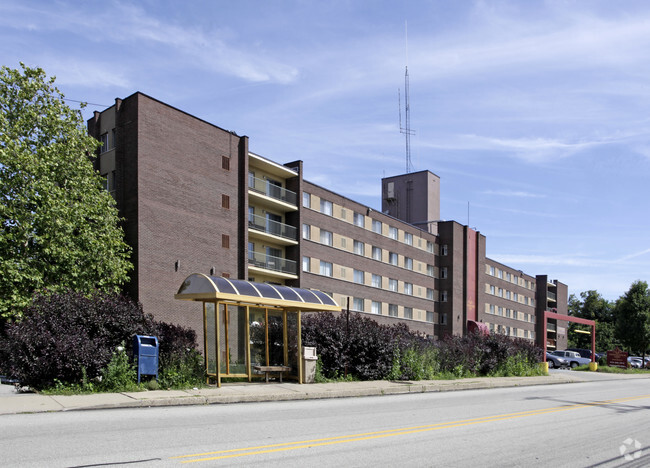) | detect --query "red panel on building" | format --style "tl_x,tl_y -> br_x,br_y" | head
466,228 -> 478,321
